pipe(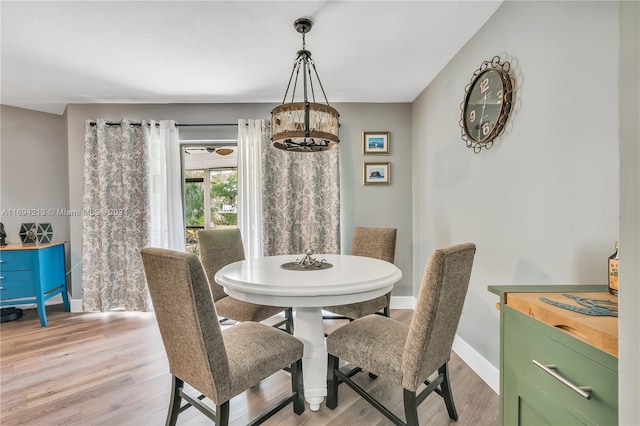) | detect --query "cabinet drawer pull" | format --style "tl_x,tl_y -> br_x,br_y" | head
532,359 -> 592,399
